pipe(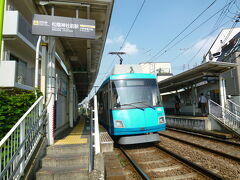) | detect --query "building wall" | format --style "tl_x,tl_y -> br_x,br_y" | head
204,28 -> 240,62
140,62 -> 173,82
2,1 -> 37,88
1,0 -> 77,133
